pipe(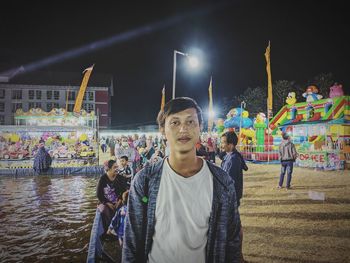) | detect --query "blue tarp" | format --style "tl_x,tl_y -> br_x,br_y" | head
0,166 -> 104,176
